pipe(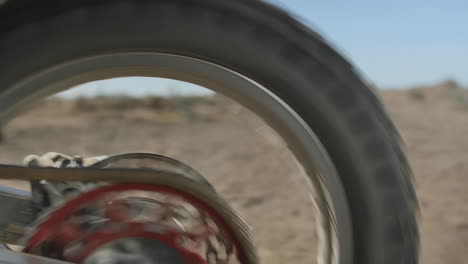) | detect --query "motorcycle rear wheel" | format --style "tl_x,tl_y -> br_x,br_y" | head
0,1 -> 419,263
